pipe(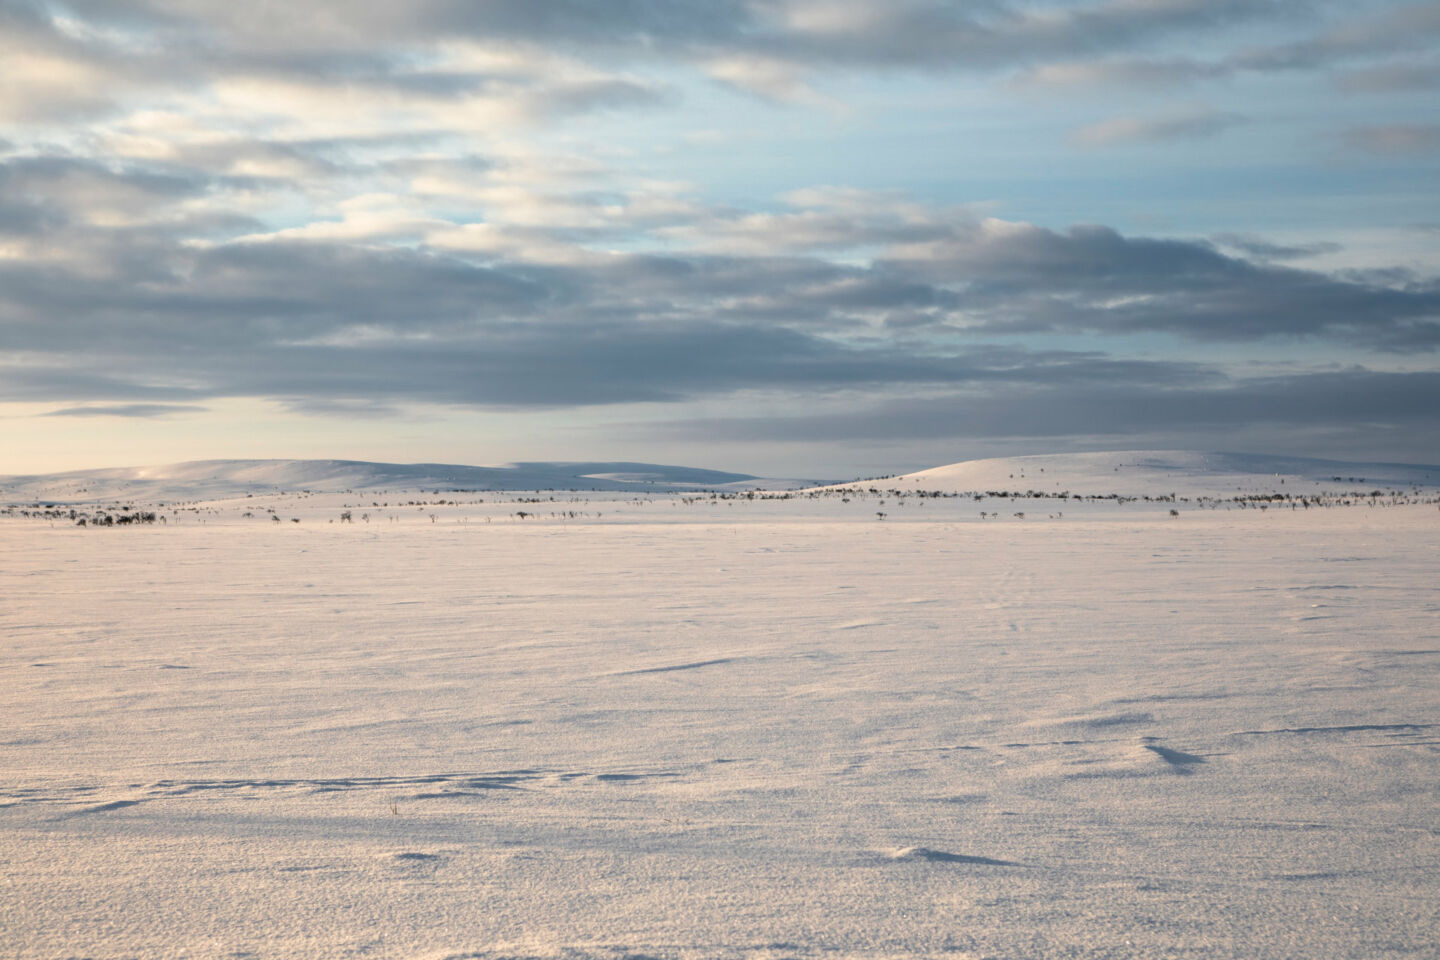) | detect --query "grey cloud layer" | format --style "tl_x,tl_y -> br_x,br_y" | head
1015,2 -> 1440,95
2,148 -> 1437,414
641,370 -> 1440,445
51,0 -> 1290,64
4,0 -> 1413,121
